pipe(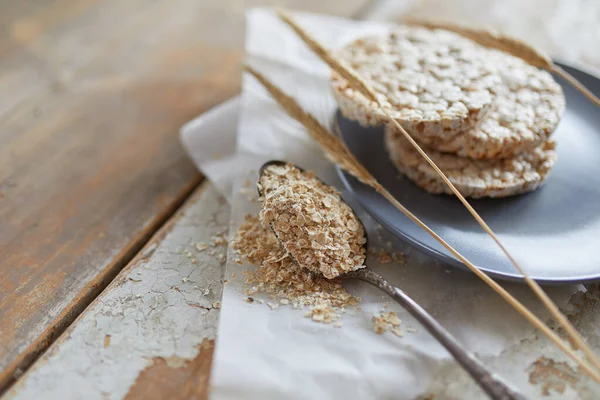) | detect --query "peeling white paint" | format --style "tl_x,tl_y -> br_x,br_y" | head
5,184 -> 228,400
